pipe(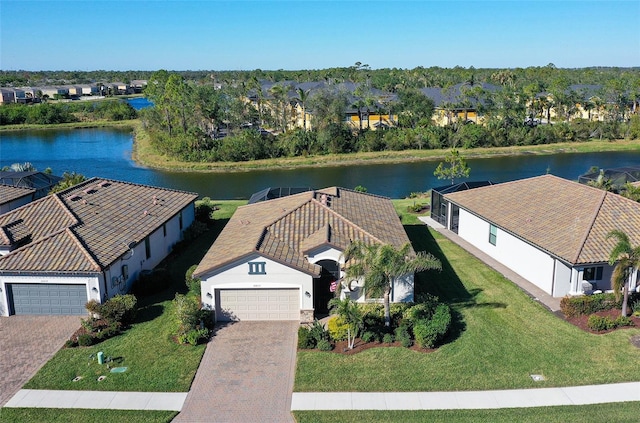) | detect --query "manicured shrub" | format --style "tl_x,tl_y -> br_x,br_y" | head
77,334 -> 93,347
99,294 -> 137,325
615,316 -> 634,328
382,333 -> 395,344
413,304 -> 452,348
327,316 -> 349,341
179,328 -> 209,346
361,331 -> 377,343
395,325 -> 413,348
172,293 -> 211,345
317,339 -> 333,351
587,314 -> 634,331
298,326 -> 315,349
